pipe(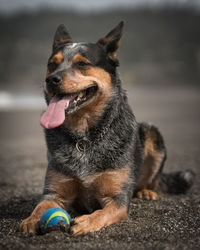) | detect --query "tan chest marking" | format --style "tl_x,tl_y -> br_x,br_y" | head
46,166 -> 130,204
